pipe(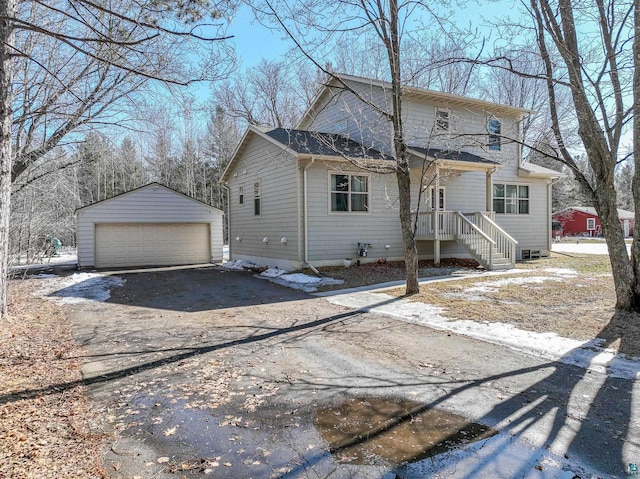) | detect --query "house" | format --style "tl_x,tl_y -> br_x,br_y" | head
76,183 -> 224,268
553,206 -> 634,238
221,74 -> 561,271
